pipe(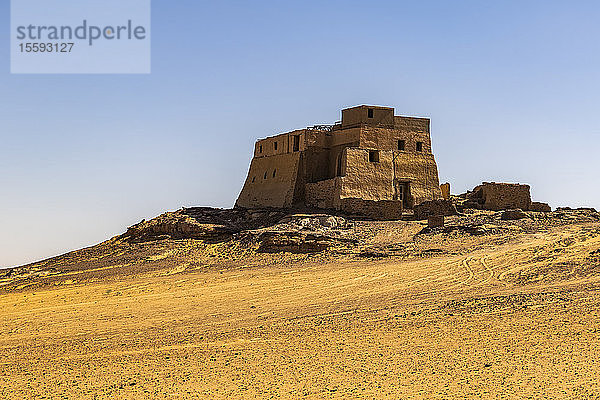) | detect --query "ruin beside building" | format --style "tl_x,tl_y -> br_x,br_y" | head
235,105 -> 443,219
464,182 -> 551,212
